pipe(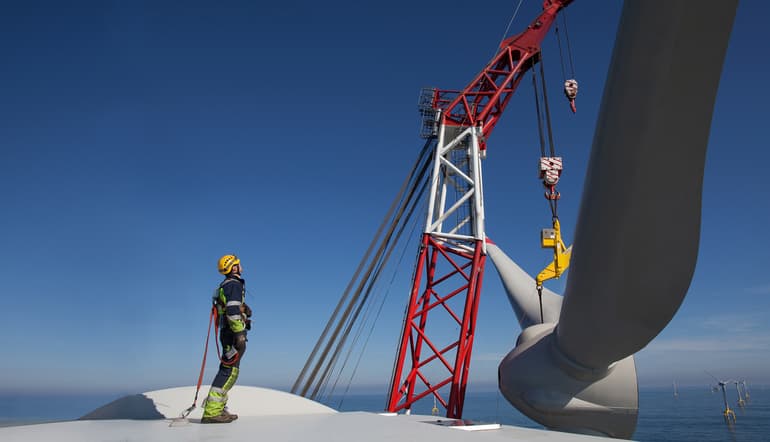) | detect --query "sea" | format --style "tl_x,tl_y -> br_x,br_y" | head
1,387 -> 767,441
332,387 -> 770,442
